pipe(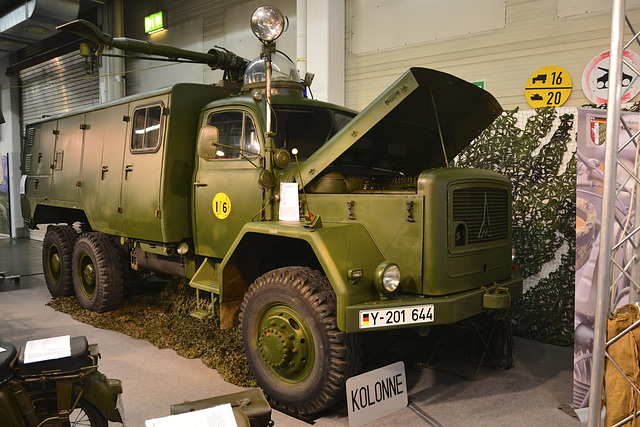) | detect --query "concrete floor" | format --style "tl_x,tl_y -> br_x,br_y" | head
0,237 -> 585,427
